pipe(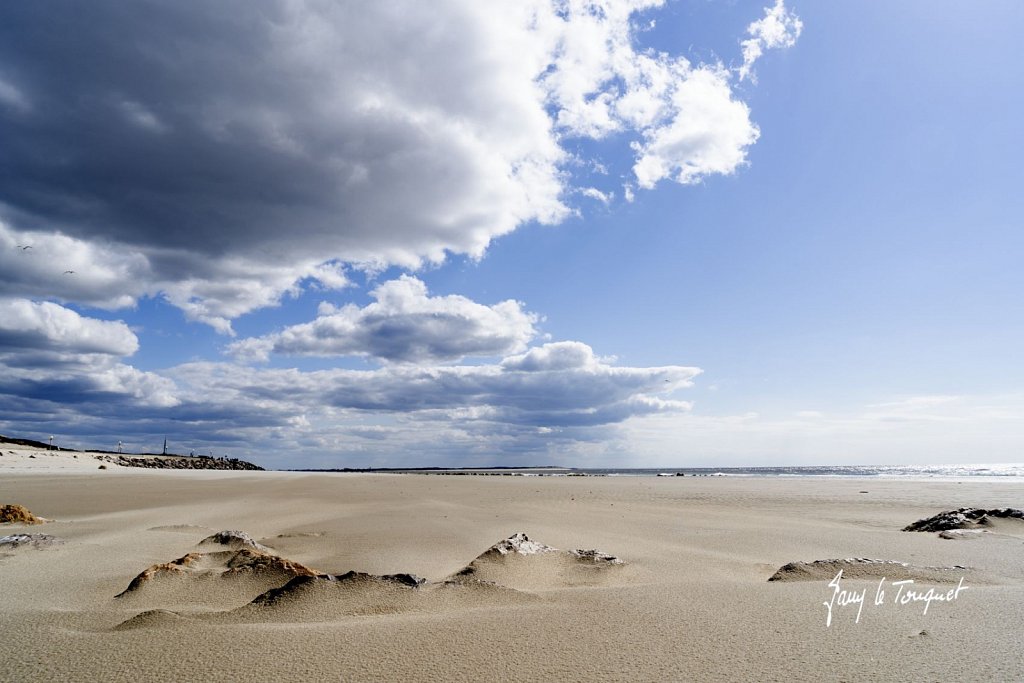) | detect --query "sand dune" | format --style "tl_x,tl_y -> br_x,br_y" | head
767,557 -> 971,583
116,532 -> 613,628
113,608 -> 193,631
114,532 -> 320,609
